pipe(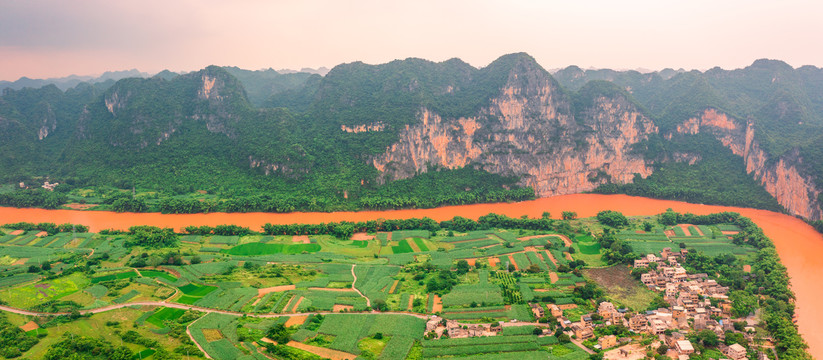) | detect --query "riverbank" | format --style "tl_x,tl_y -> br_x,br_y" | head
1,194 -> 821,357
